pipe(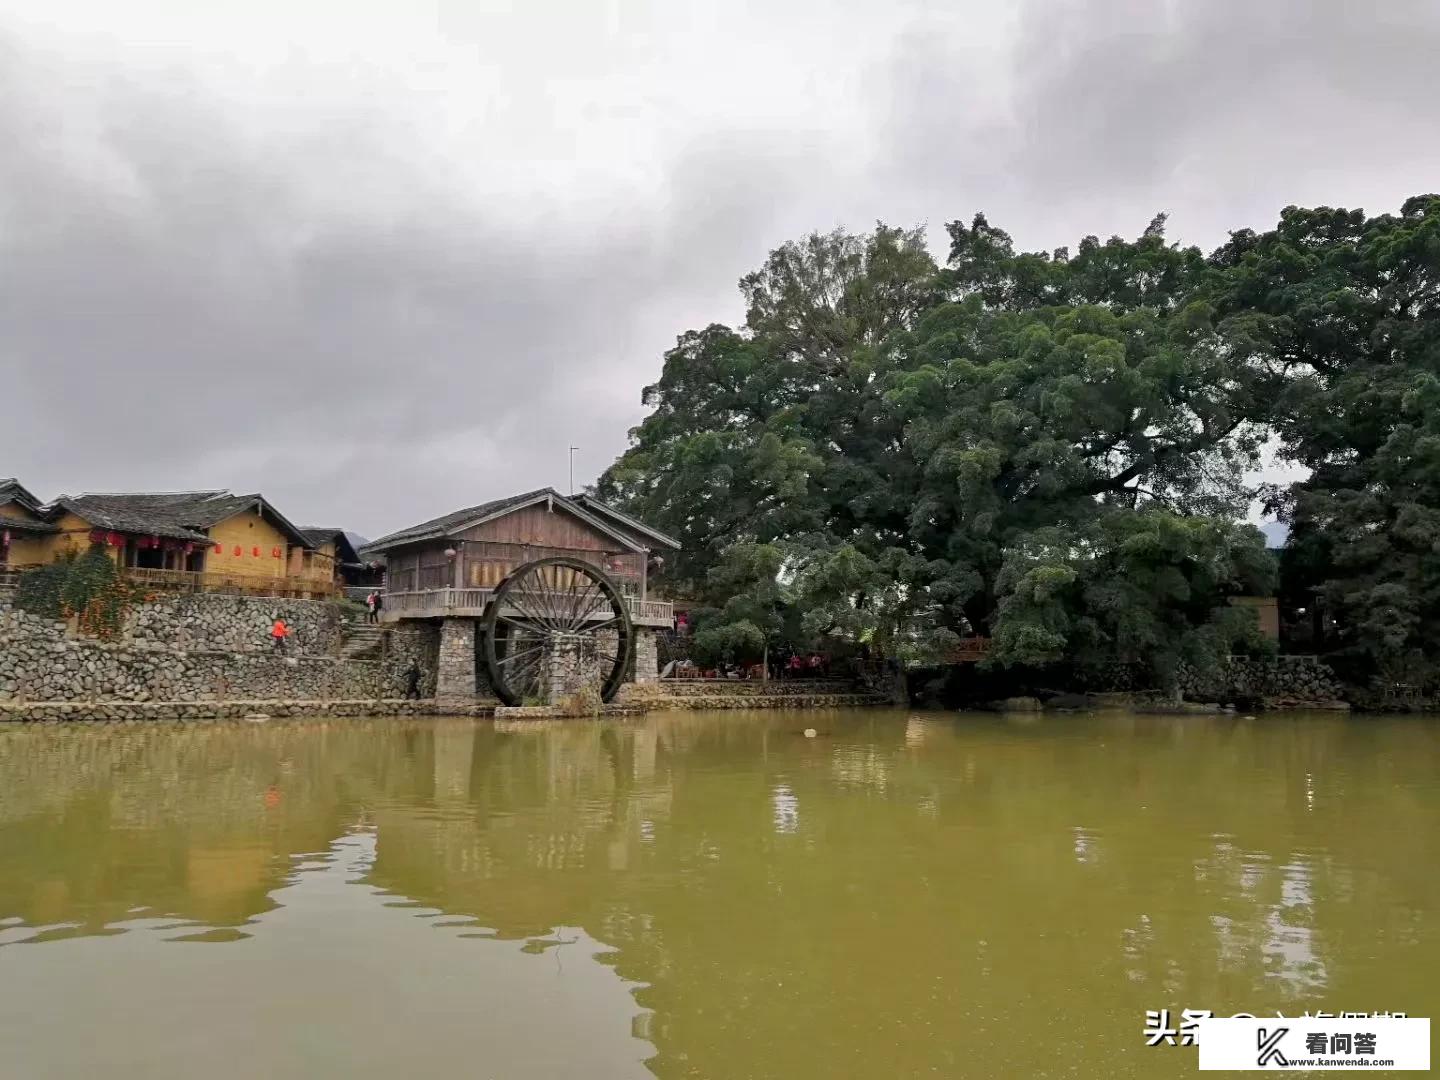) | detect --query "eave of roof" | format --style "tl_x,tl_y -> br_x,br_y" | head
300,527 -> 361,564
0,478 -> 45,515
362,489 -> 551,553
0,513 -> 58,534
361,489 -> 648,555
51,491 -> 317,548
572,494 -> 682,550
